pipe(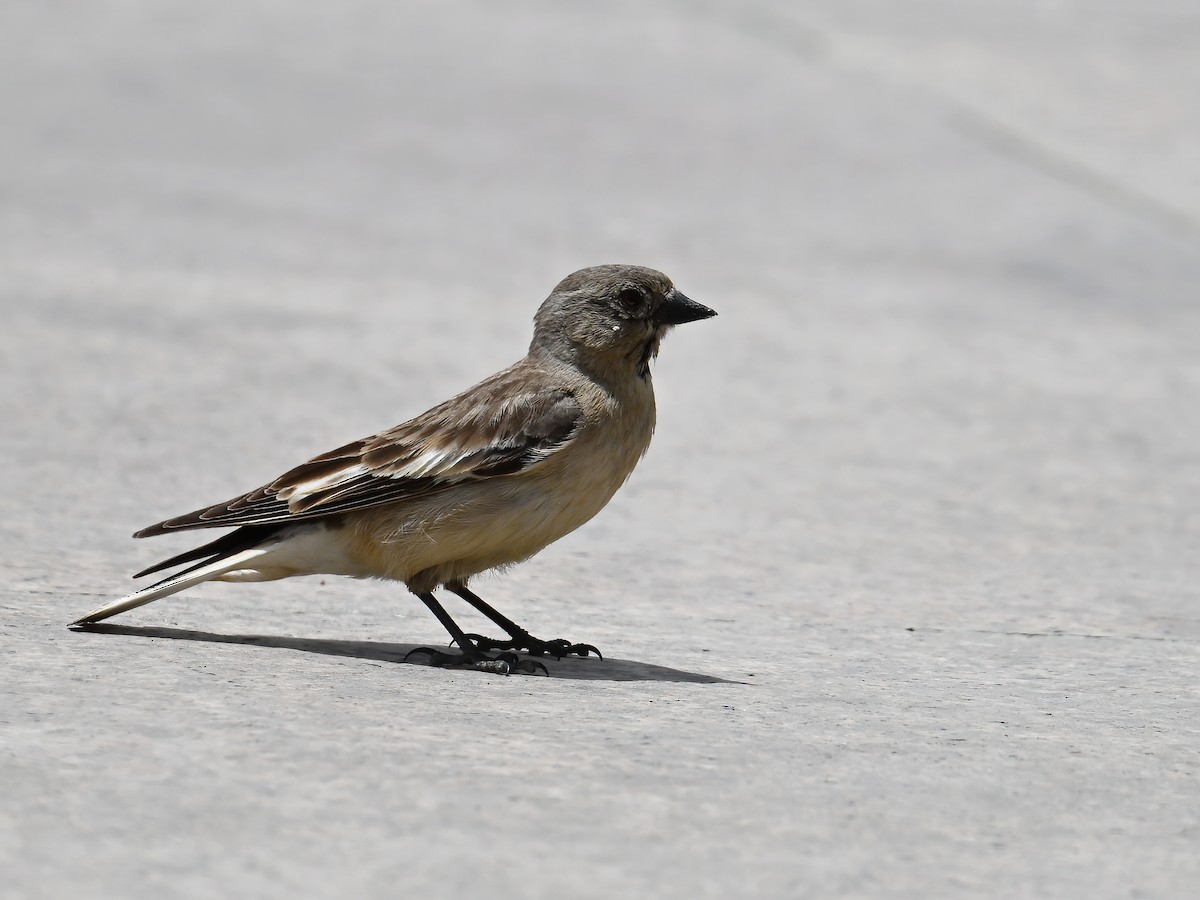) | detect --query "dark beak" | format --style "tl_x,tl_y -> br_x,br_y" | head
657,290 -> 717,325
